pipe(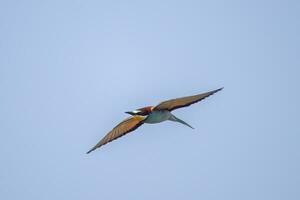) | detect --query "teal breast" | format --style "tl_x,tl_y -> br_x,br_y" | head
144,110 -> 171,124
